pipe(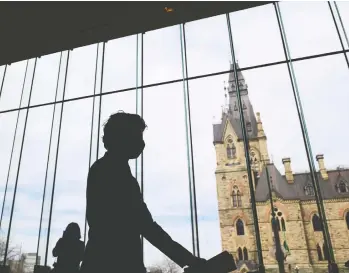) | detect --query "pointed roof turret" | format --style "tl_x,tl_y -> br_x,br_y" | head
213,63 -> 258,143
